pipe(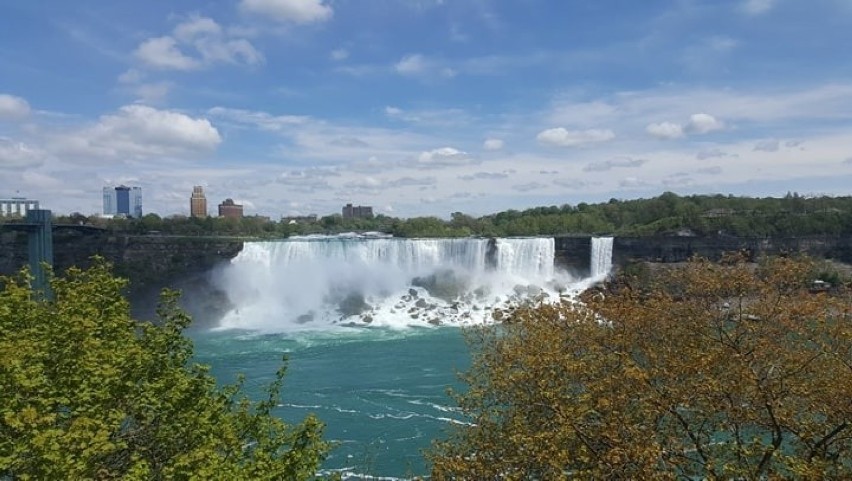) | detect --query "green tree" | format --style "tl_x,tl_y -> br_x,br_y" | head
430,256 -> 852,480
1,261 -> 331,480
